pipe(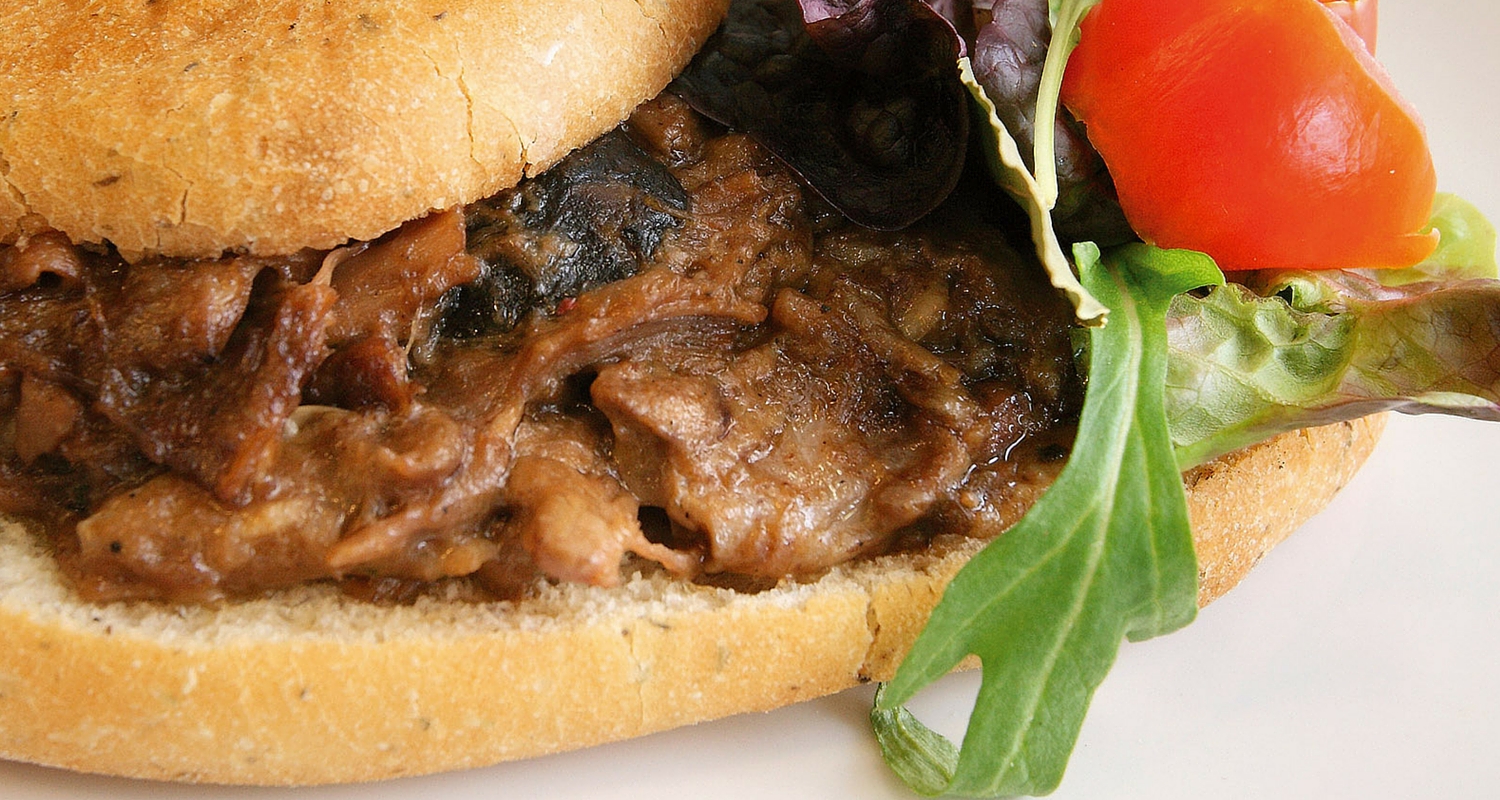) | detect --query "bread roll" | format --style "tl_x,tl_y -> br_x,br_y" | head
0,0 -> 1393,788
0,416 -> 1384,786
0,0 -> 730,259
